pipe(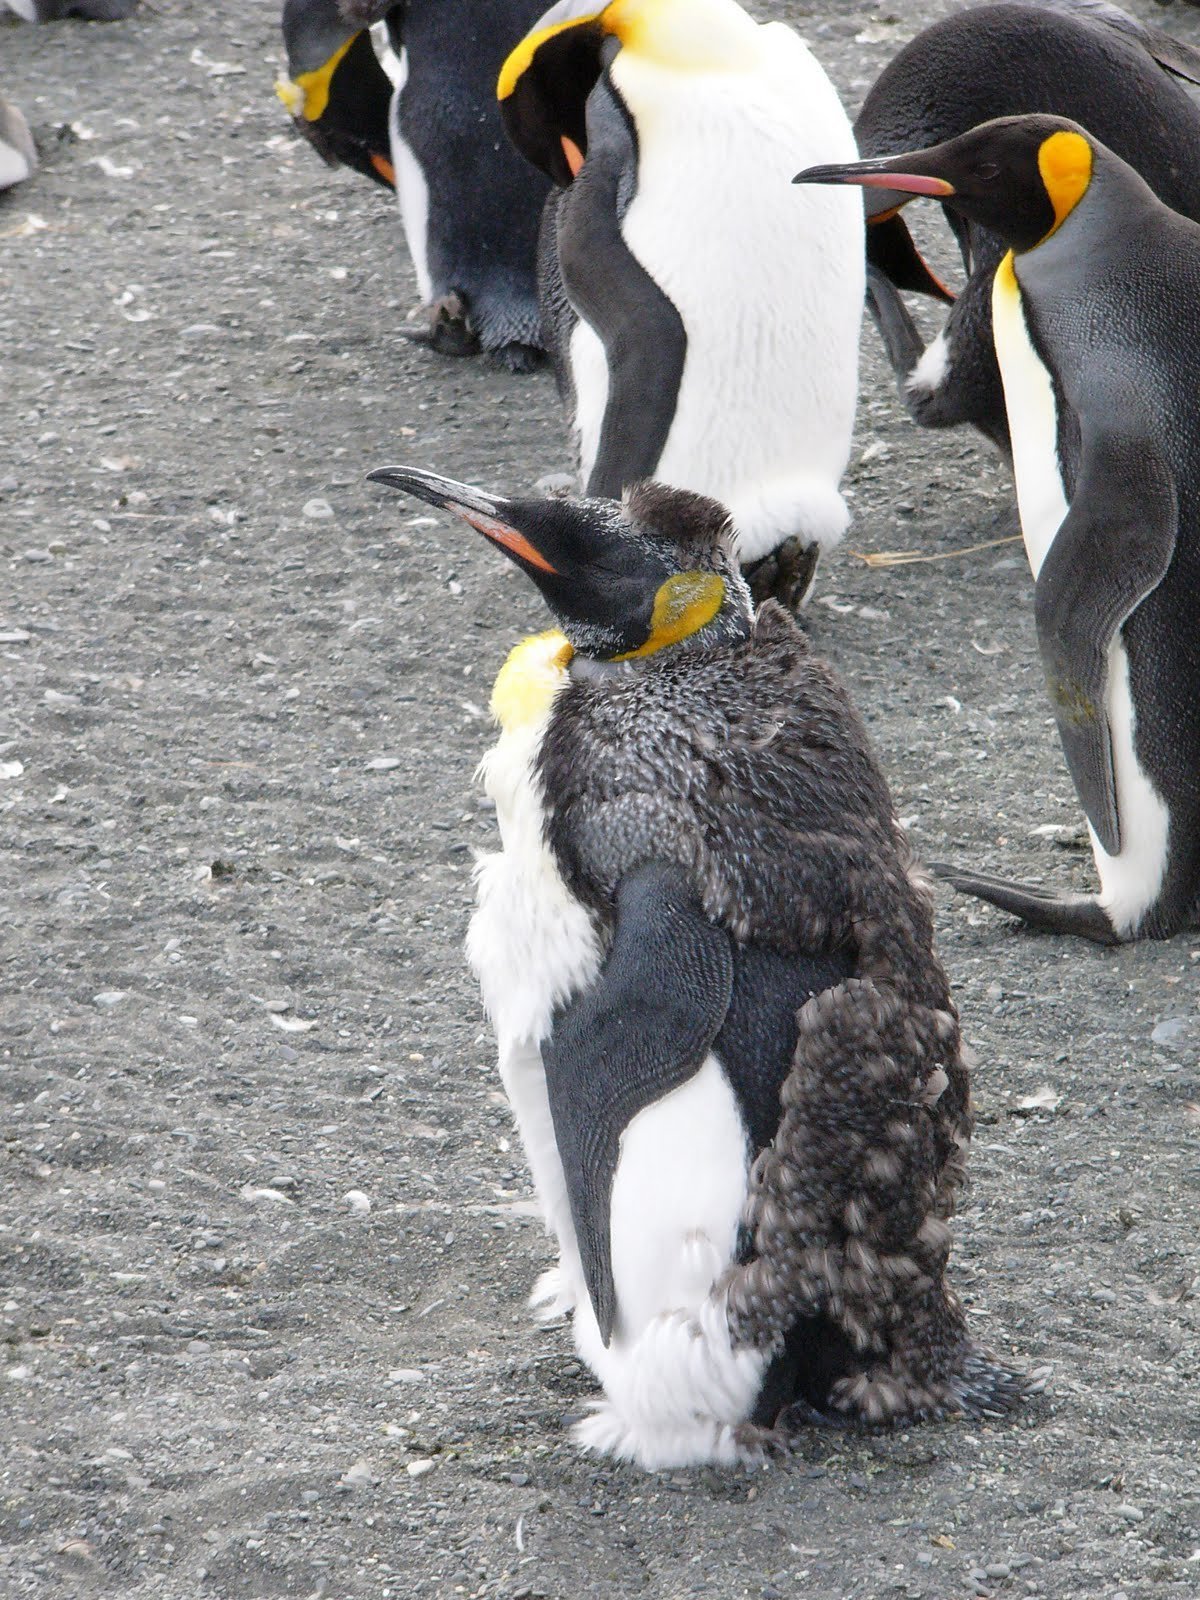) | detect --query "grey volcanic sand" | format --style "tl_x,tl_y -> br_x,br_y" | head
2,2 -> 1198,1596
